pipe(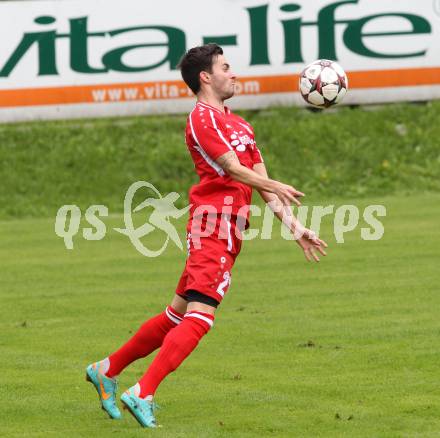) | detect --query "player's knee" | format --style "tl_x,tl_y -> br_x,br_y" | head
184,311 -> 215,336
170,294 -> 188,314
